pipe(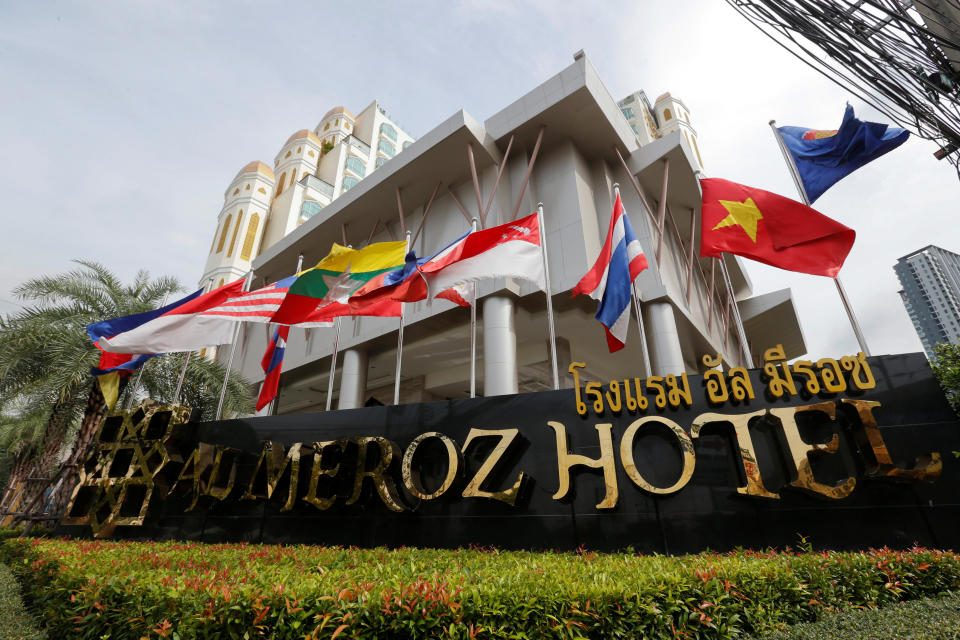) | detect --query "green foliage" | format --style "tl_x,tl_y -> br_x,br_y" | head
753,591 -> 960,639
2,537 -> 959,639
0,562 -> 45,640
932,342 -> 960,416
0,260 -> 252,456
